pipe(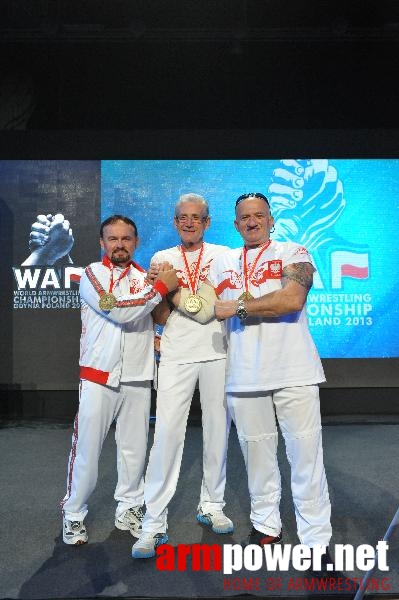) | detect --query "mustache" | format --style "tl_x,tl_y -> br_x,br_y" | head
111,249 -> 130,261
